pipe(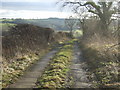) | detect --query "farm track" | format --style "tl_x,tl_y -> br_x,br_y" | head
8,40 -> 95,88
8,46 -> 61,88
70,41 -> 95,88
